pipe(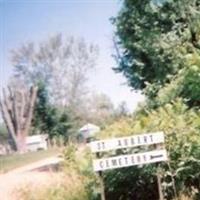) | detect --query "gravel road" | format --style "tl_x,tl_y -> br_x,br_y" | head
0,156 -> 63,200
